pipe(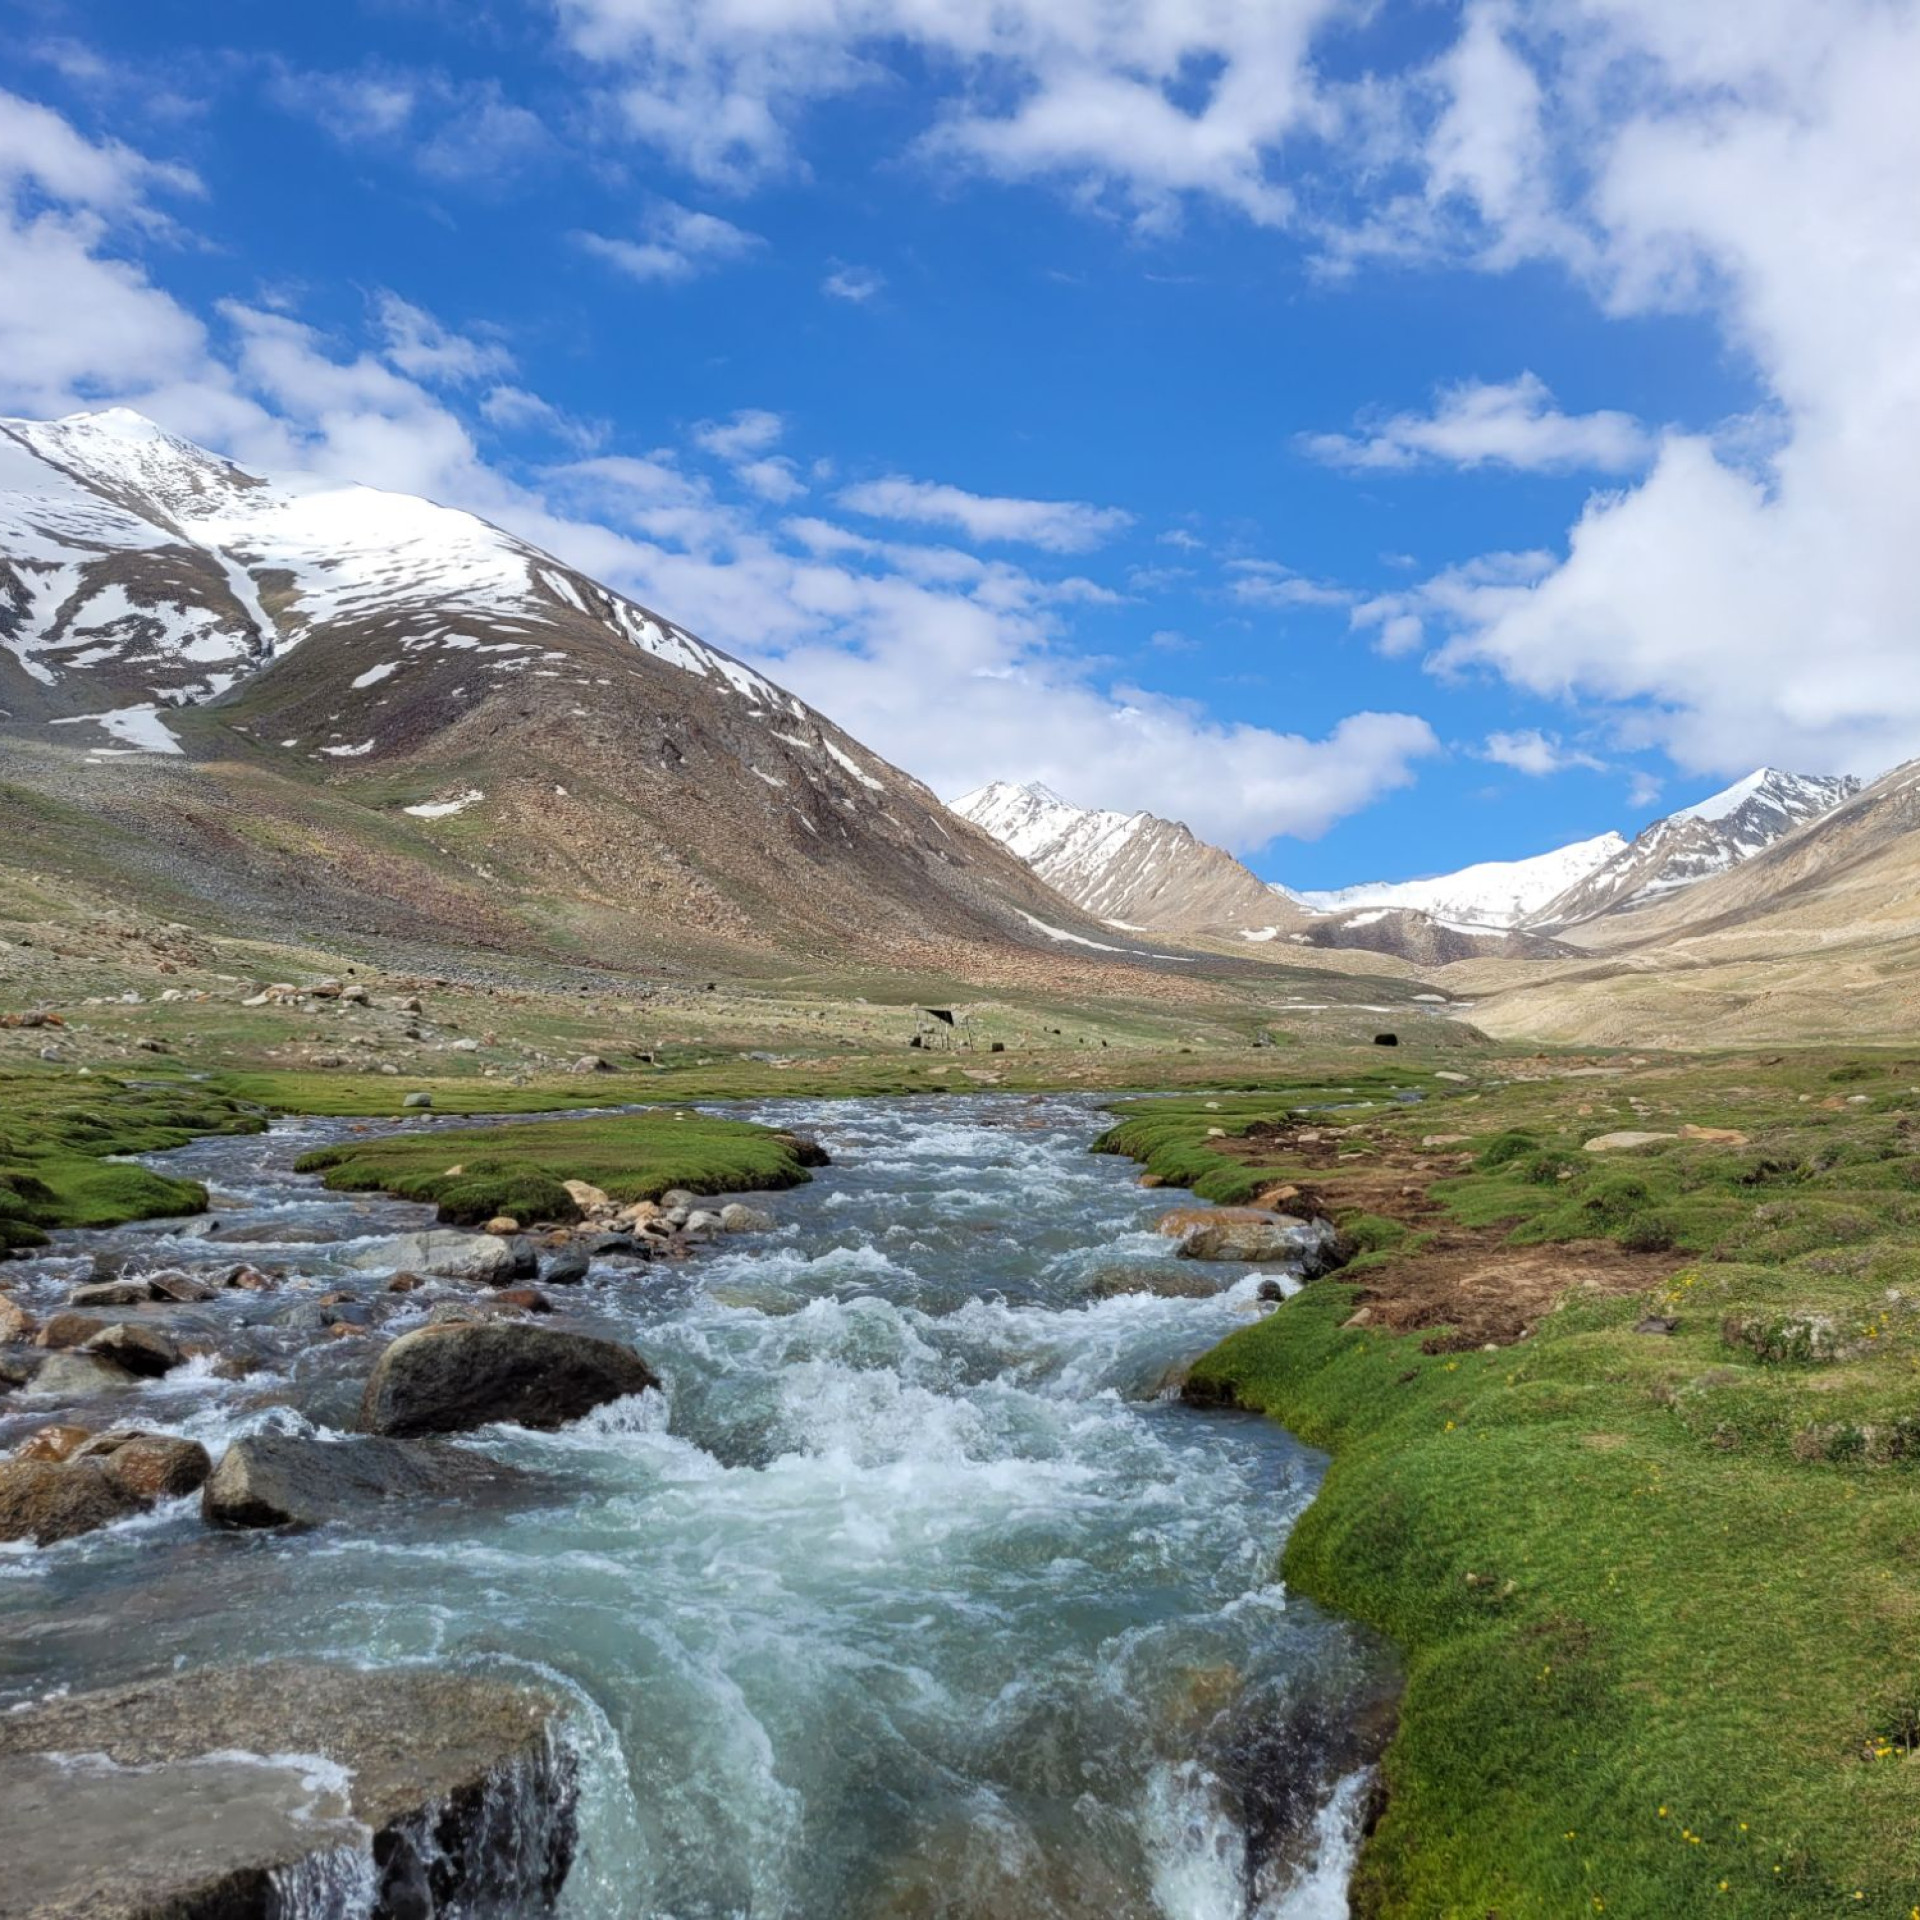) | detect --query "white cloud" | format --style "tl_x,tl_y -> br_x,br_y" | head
822,263 -> 884,302
1224,559 -> 1351,609
264,65 -> 551,185
554,0 -> 1344,223
836,473 -> 1132,552
1479,729 -> 1606,776
1367,0 -> 1920,782
576,199 -> 762,283
693,408 -> 784,460
1302,372 -> 1652,474
372,292 -> 514,385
